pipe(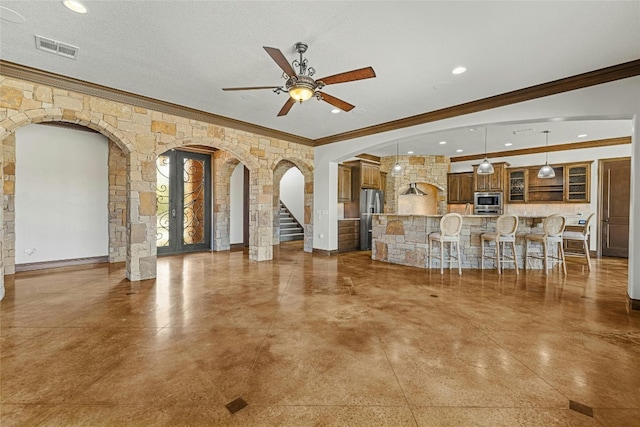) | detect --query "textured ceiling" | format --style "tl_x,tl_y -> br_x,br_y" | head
1,1 -> 639,155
